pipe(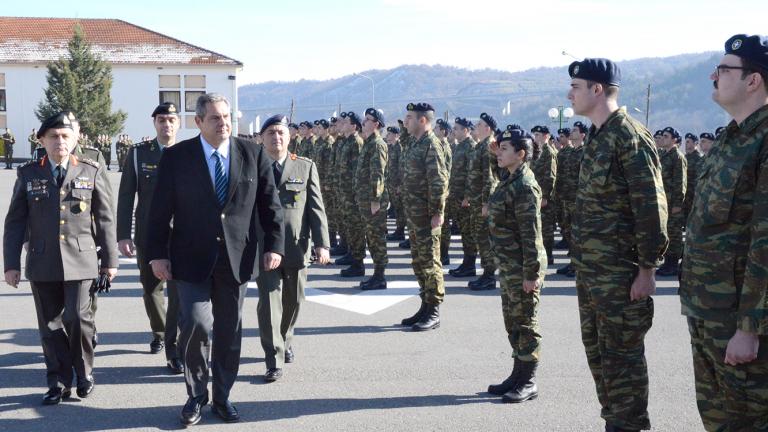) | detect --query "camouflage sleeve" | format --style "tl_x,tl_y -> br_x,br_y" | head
370,140 -> 387,201
739,144 -> 768,334
480,150 -> 492,204
465,149 -> 477,201
672,152 -> 687,208
554,152 -> 567,202
427,141 -> 448,217
539,150 -> 557,200
514,182 -> 545,281
618,135 -> 669,268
